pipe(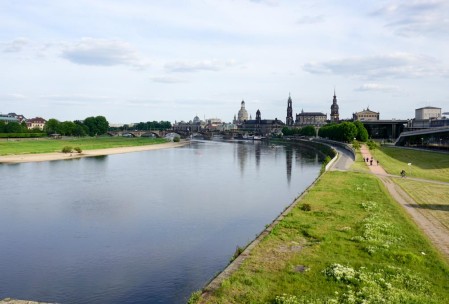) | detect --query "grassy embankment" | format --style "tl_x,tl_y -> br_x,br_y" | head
0,137 -> 168,156
372,146 -> 449,182
373,146 -> 449,232
192,148 -> 449,303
